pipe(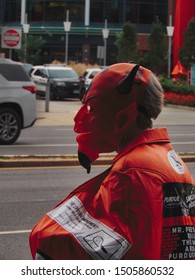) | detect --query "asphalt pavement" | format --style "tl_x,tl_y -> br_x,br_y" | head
1,100 -> 195,167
